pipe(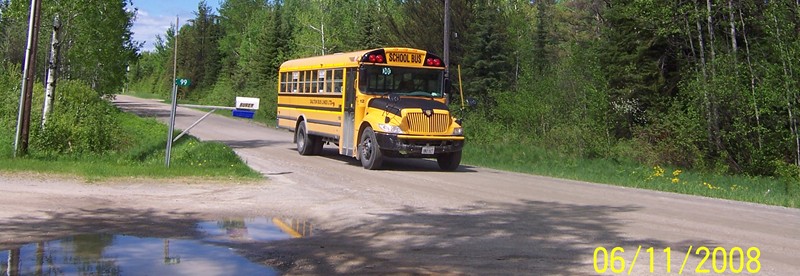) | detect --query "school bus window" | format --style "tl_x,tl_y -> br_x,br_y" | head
305,70 -> 311,93
316,70 -> 323,93
322,70 -> 329,93
307,70 -> 314,93
300,71 -> 304,88
317,70 -> 325,93
281,72 -> 287,93
279,73 -> 283,92
301,71 -> 307,93
324,70 -> 333,93
365,71 -> 395,92
295,72 -> 301,93
333,69 -> 343,93
291,71 -> 299,93
286,72 -> 291,92
280,72 -> 287,92
297,71 -> 302,93
310,71 -> 318,93
359,66 -> 444,97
